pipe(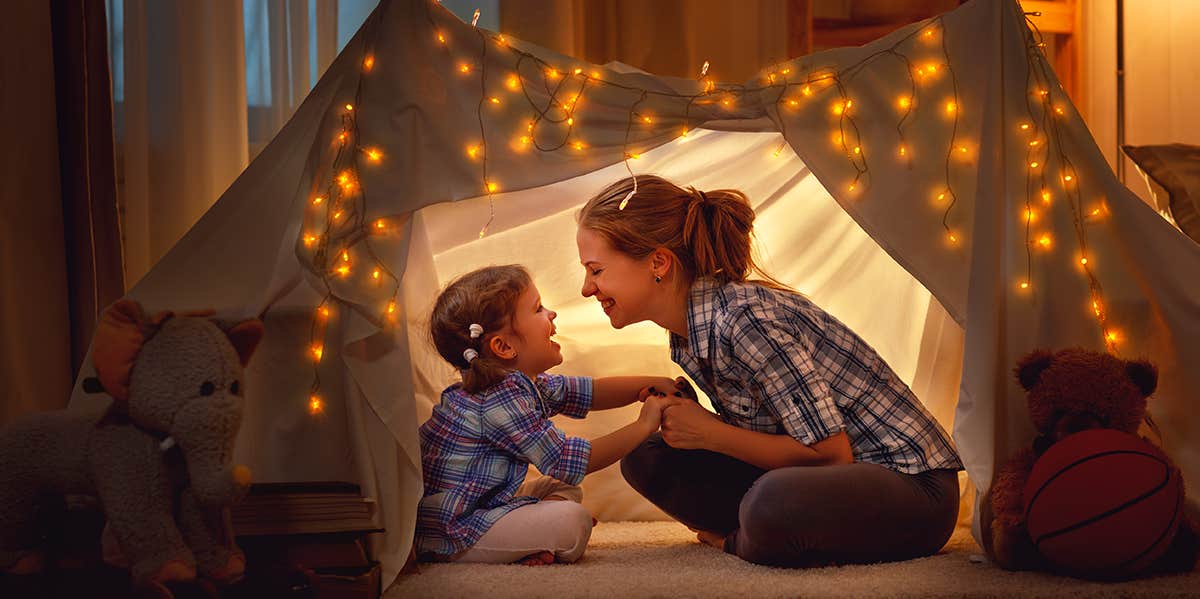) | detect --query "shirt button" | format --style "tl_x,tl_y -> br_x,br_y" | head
741,405 -> 749,412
